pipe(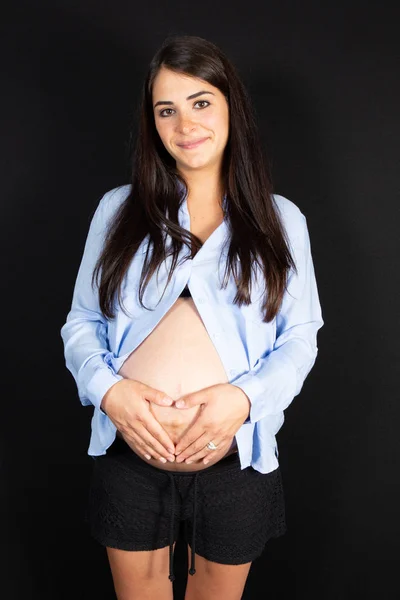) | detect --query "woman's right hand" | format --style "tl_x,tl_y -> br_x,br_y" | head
100,379 -> 176,462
